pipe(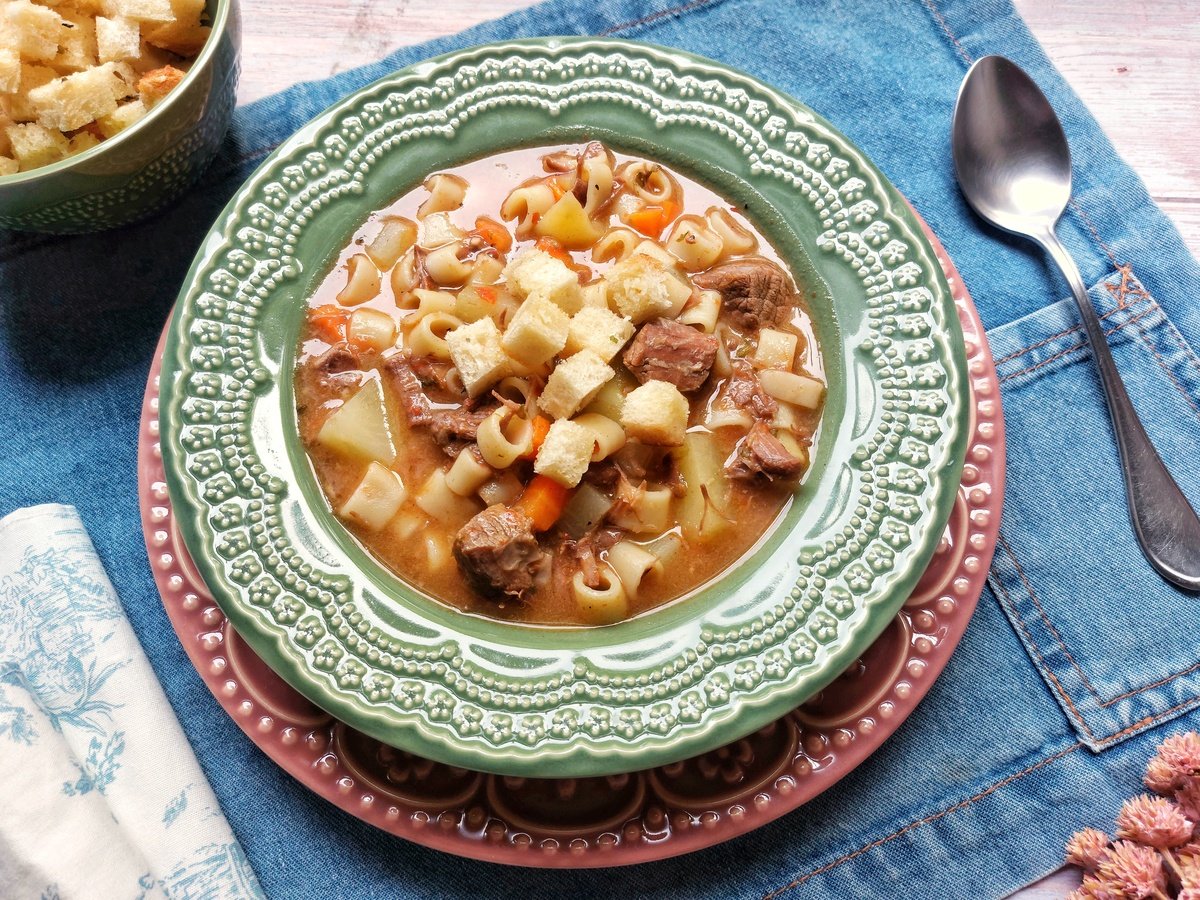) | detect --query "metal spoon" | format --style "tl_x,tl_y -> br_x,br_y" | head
951,54 -> 1200,591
